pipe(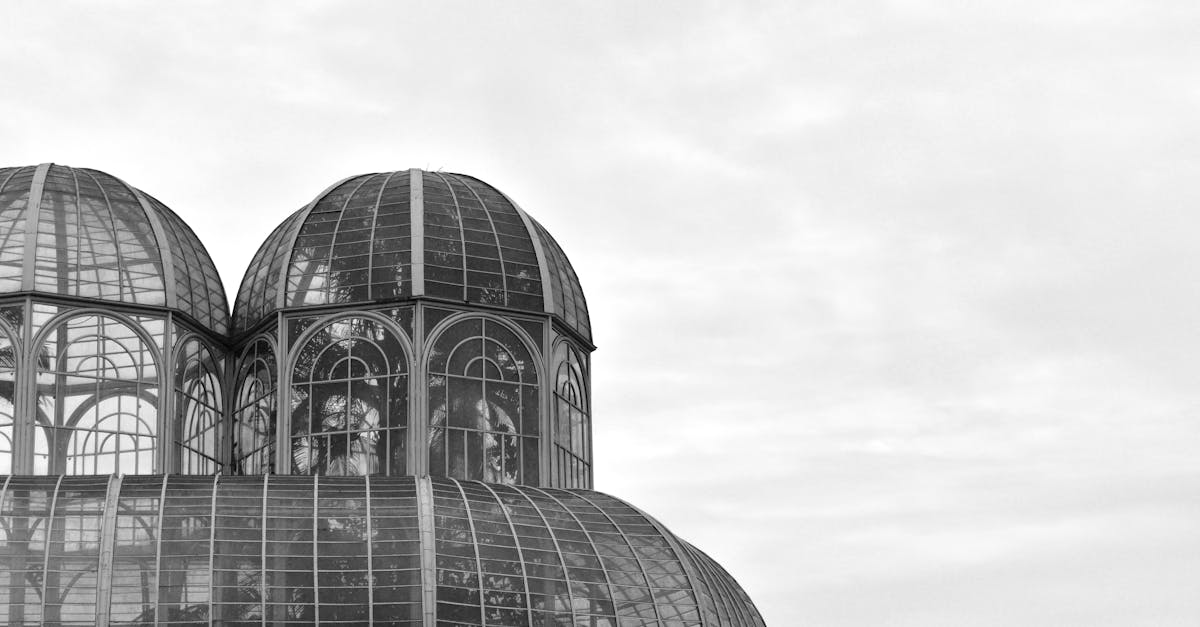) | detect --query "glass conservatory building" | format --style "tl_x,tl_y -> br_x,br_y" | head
0,164 -> 765,626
